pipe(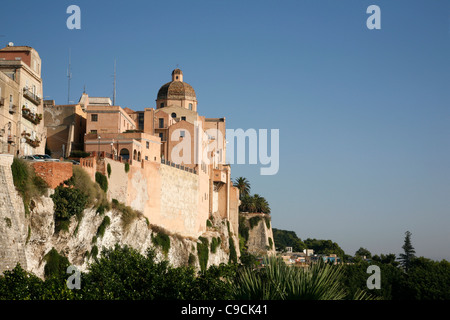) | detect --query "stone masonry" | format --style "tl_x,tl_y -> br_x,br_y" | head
0,154 -> 28,274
